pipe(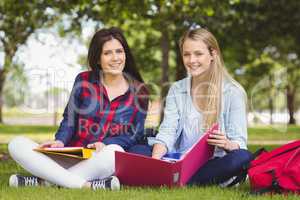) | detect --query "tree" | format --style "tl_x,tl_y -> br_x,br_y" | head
0,0 -> 71,123
216,0 -> 300,124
